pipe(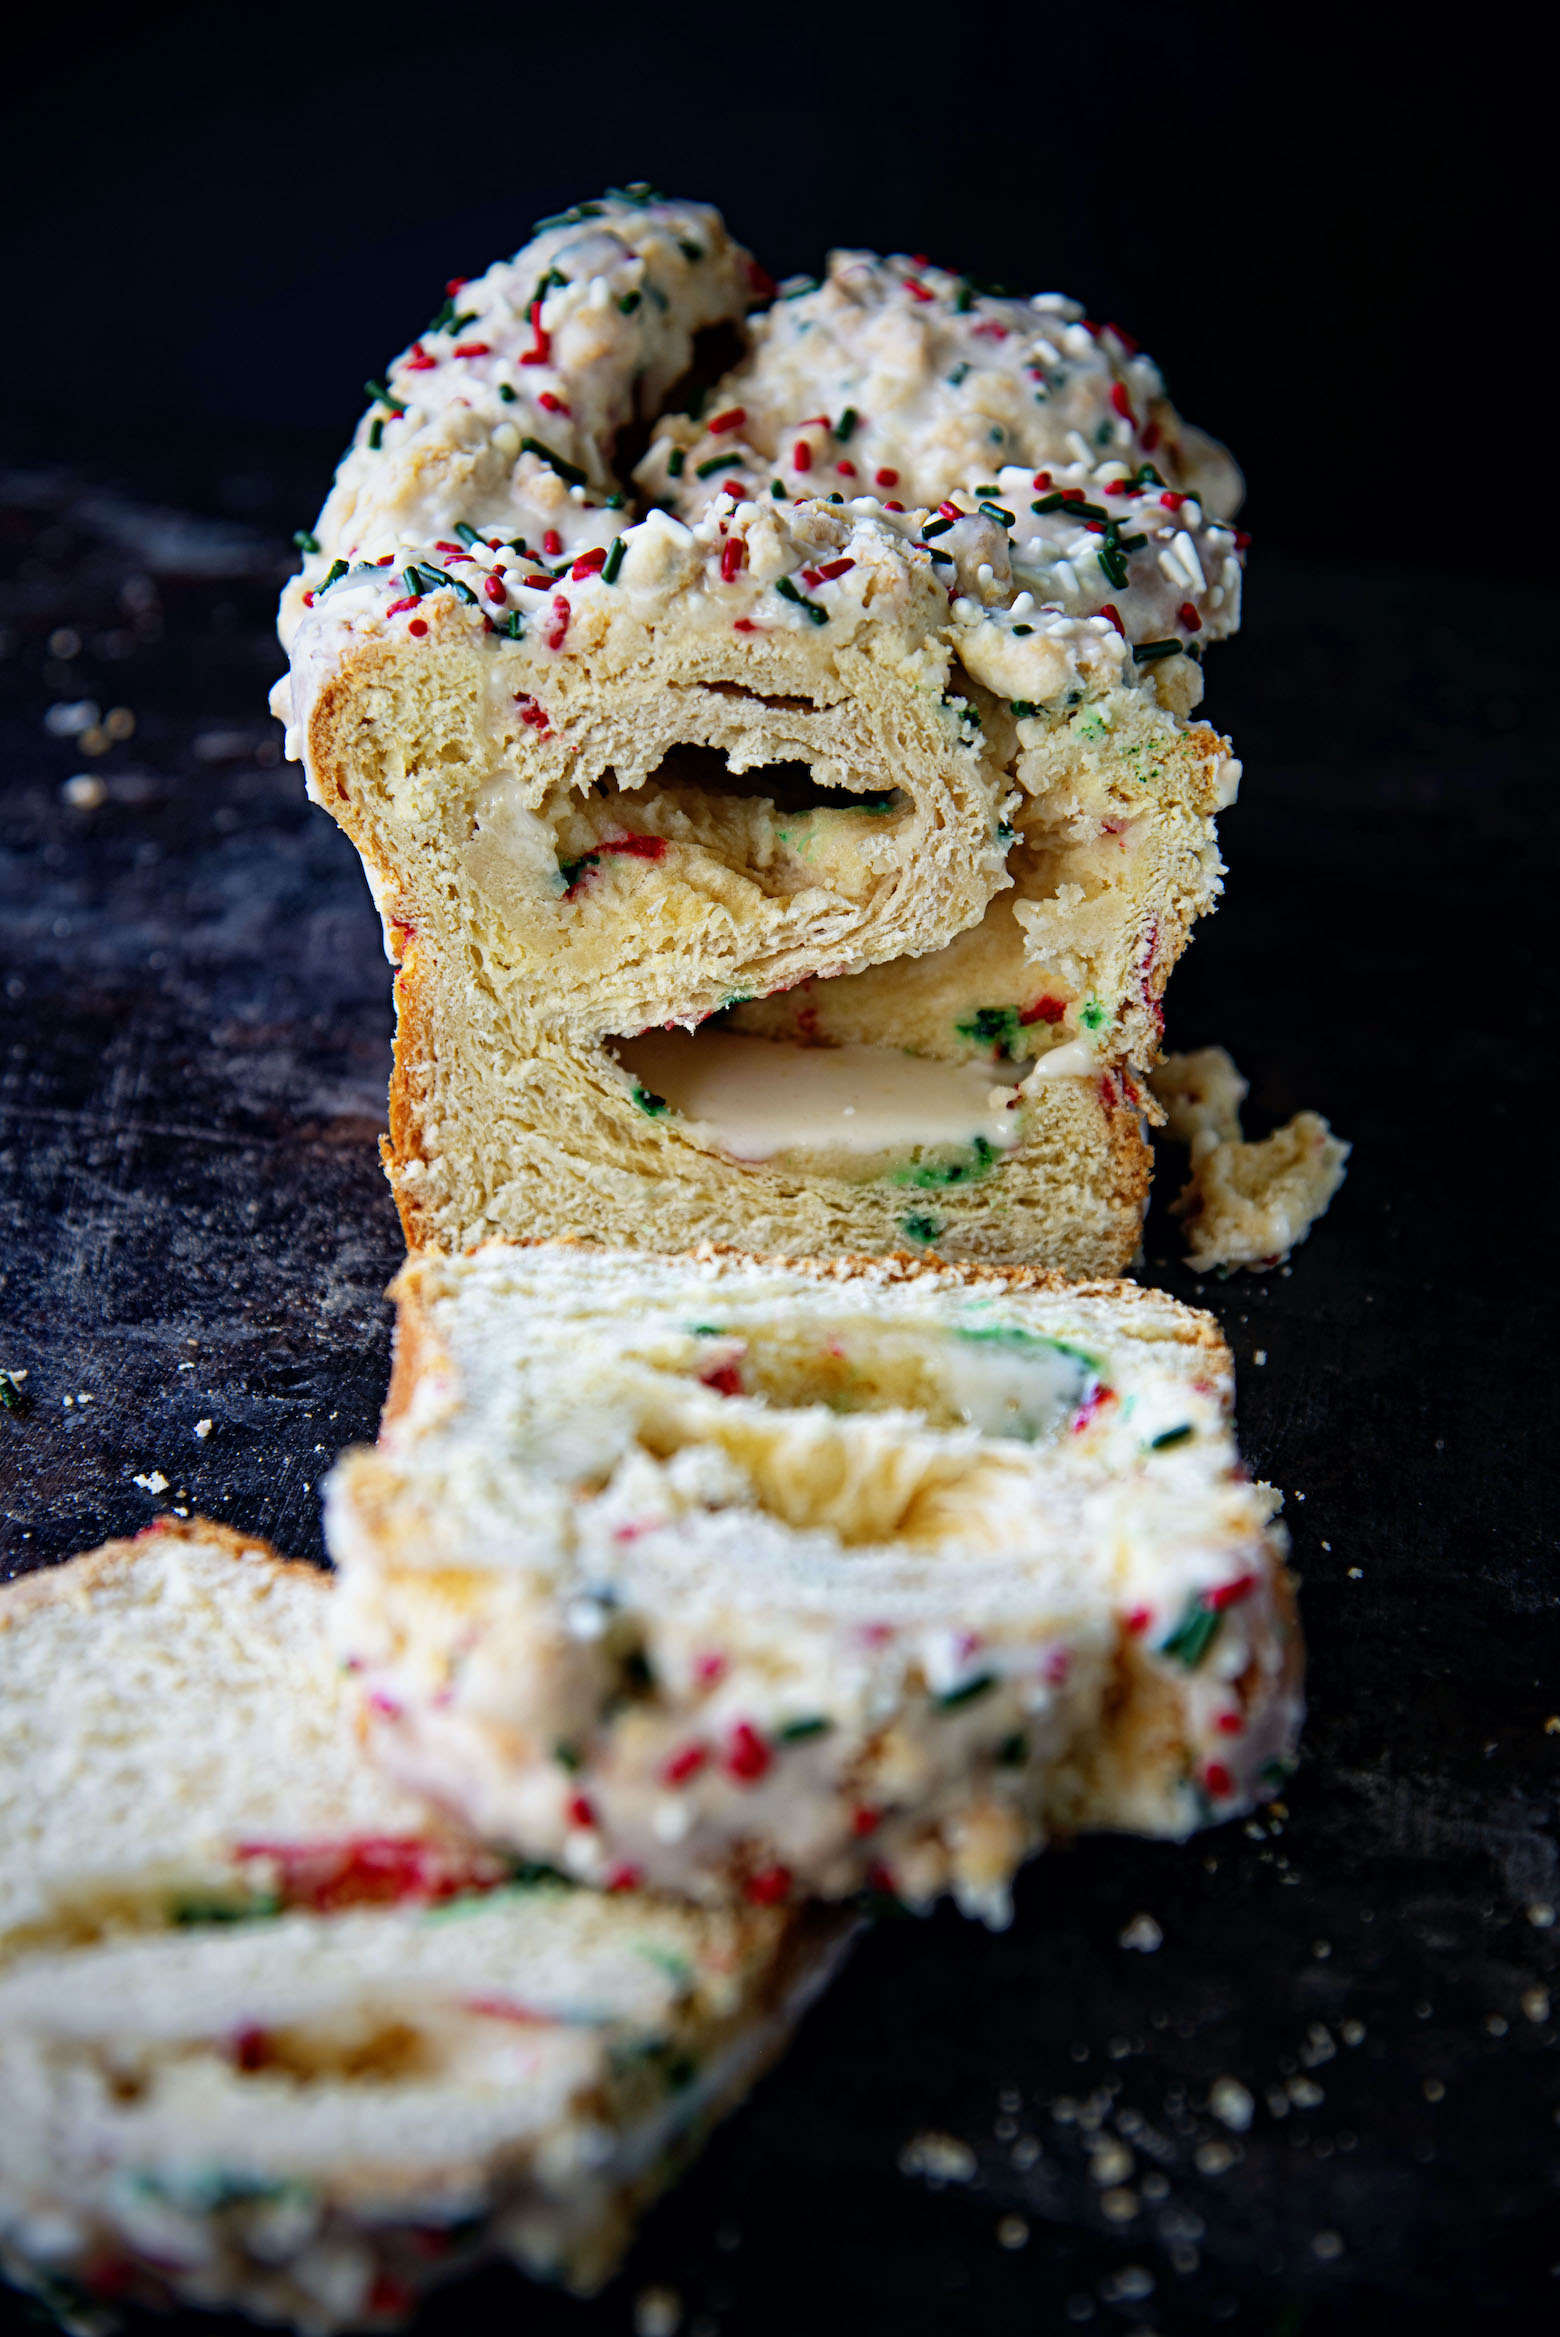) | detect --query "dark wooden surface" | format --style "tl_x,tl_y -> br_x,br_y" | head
2,437 -> 1558,2336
